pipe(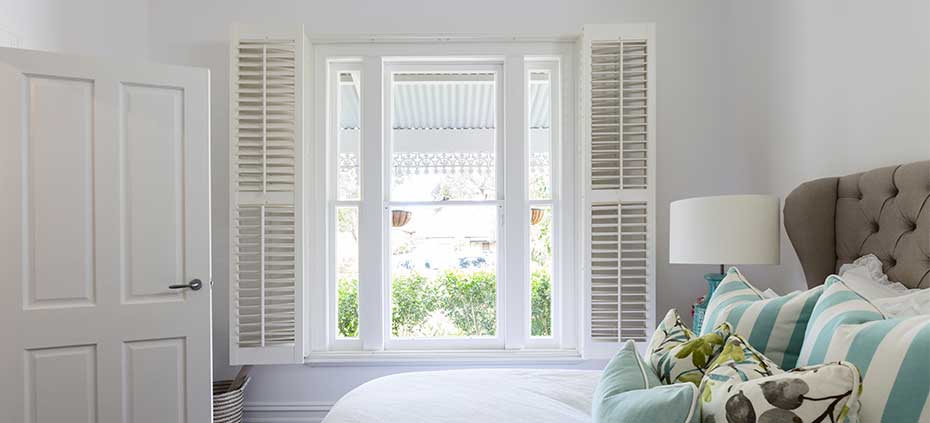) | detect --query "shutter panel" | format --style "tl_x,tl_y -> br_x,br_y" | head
229,27 -> 306,365
589,203 -> 621,341
617,201 -> 649,341
581,24 -> 656,355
